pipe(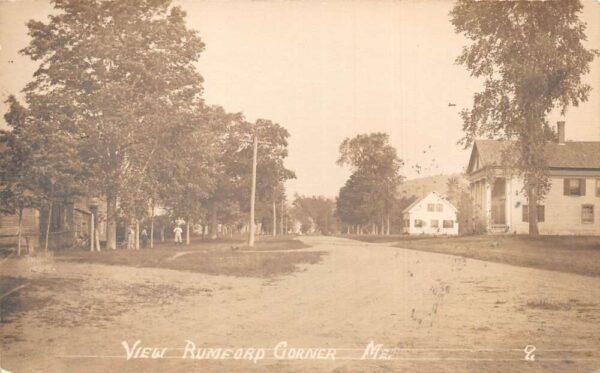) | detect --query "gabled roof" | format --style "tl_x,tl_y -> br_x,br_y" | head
402,191 -> 457,214
467,139 -> 600,174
